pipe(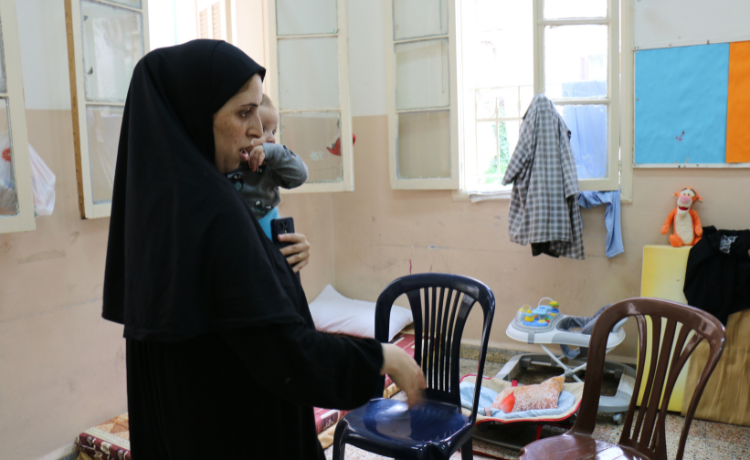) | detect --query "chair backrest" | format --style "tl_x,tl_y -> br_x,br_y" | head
374,273 -> 495,421
570,298 -> 726,460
